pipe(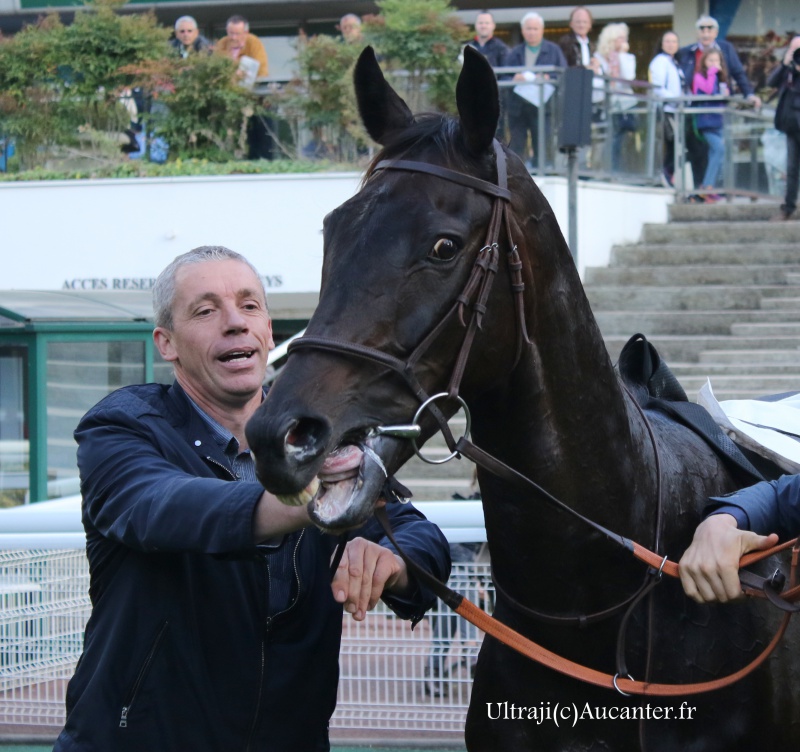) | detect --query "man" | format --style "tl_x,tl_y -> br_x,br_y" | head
52,246 -> 450,752
680,475 -> 799,603
339,13 -> 363,45
170,15 -> 211,58
467,10 -> 509,68
216,15 -> 271,159
557,6 -> 600,73
676,16 -> 761,189
216,14 -> 269,78
505,12 -> 567,165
